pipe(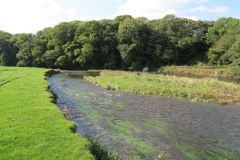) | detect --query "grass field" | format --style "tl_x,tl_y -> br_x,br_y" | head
158,66 -> 240,81
159,66 -> 228,76
0,67 -> 94,160
85,70 -> 240,104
